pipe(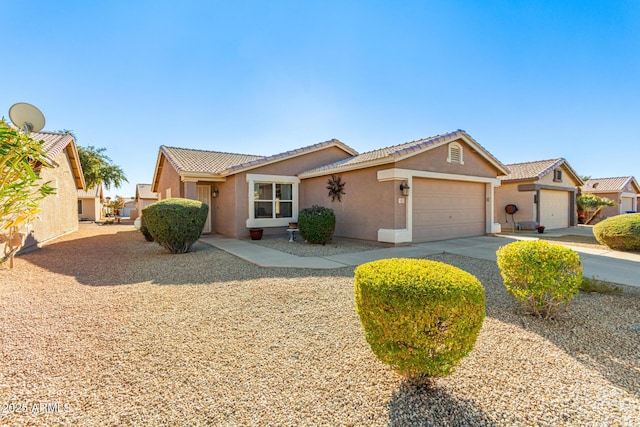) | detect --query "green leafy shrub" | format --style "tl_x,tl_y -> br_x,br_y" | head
496,240 -> 582,319
298,205 -> 335,244
354,258 -> 485,379
142,198 -> 208,254
593,213 -> 640,251
580,276 -> 622,294
140,216 -> 154,242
